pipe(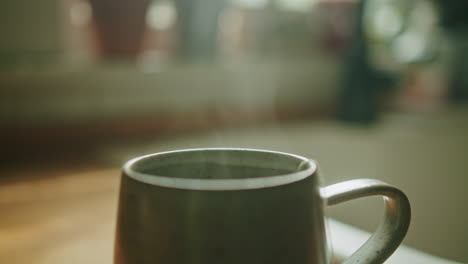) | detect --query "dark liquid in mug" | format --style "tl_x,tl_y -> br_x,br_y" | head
147,163 -> 293,179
